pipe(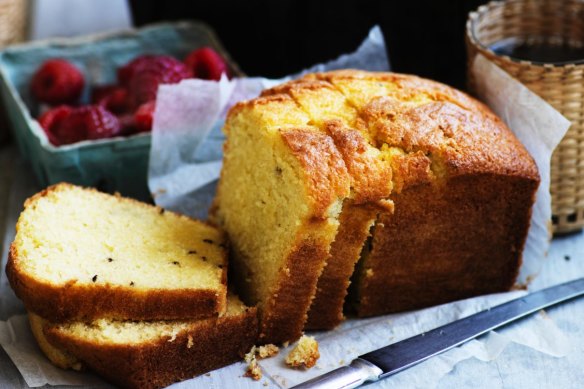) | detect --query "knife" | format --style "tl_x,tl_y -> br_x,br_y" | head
292,277 -> 584,389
